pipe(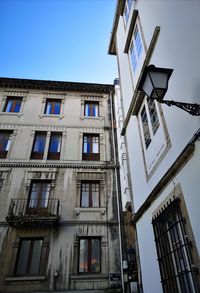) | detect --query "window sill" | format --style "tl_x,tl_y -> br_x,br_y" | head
70,274 -> 107,280
5,276 -> 46,282
0,112 -> 23,117
80,116 -> 103,121
39,114 -> 64,119
74,207 -> 106,216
